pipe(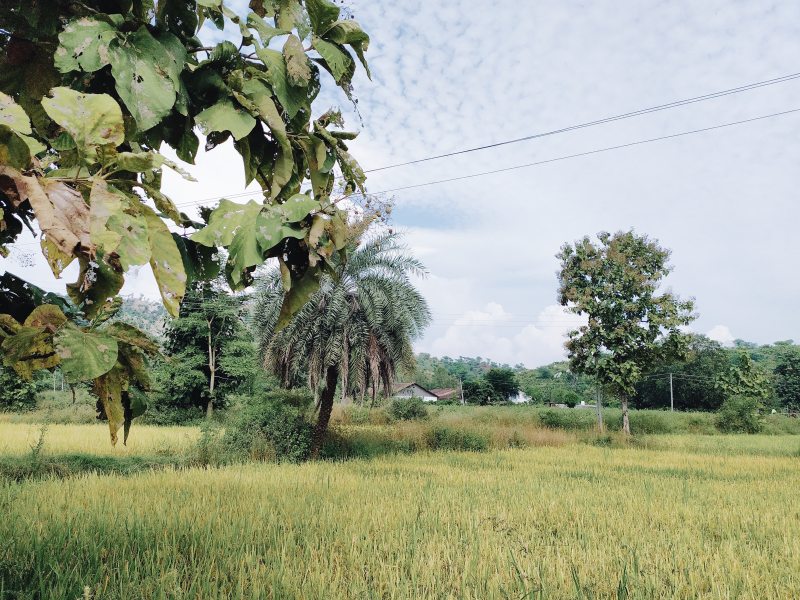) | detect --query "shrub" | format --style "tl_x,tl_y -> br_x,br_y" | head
537,409 -> 595,431
0,366 -> 37,412
223,390 -> 314,463
389,397 -> 429,421
716,396 -> 764,434
426,426 -> 489,451
628,411 -> 672,434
